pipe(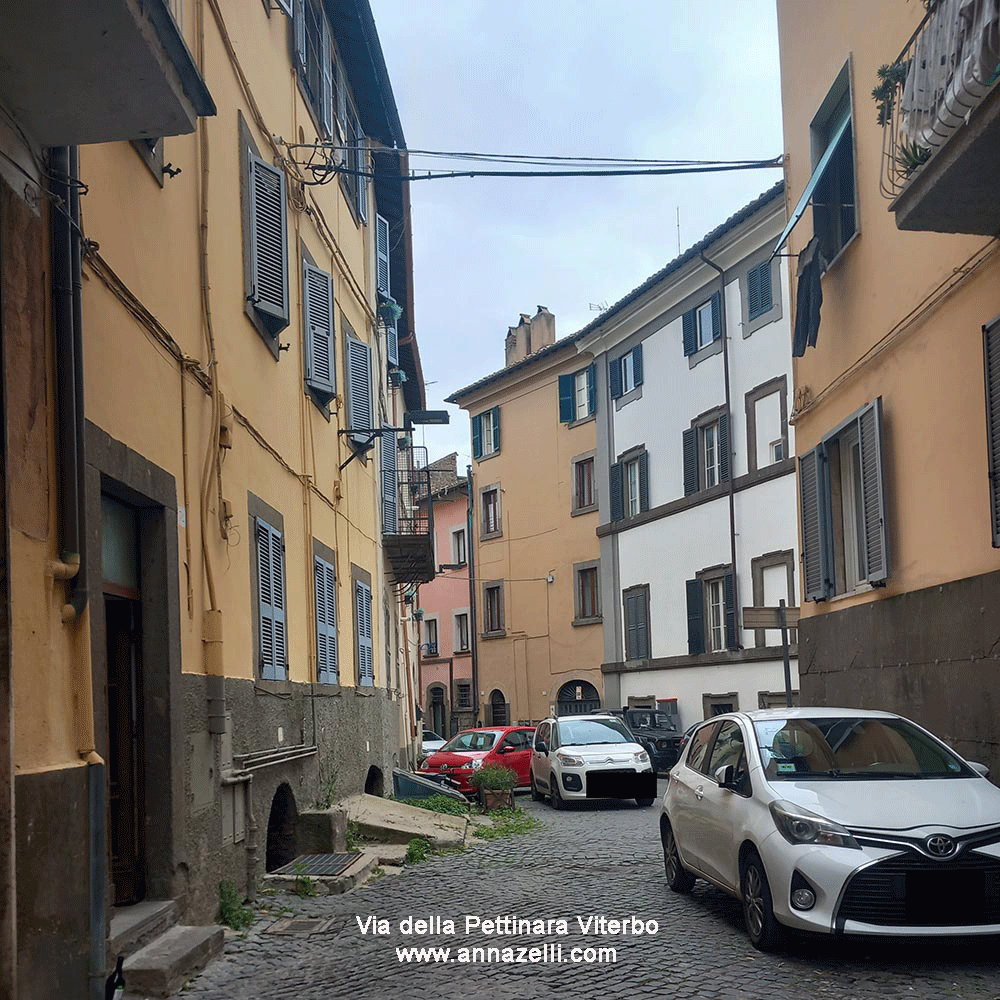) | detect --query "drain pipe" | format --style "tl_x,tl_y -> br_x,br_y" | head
699,252 -> 742,643
466,466 -> 480,726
